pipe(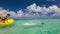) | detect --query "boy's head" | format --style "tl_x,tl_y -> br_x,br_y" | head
7,14 -> 10,16
5,14 -> 10,18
